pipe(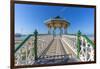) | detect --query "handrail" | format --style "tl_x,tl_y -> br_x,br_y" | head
76,31 -> 95,58
82,35 -> 95,48
77,31 -> 81,58
15,34 -> 33,52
